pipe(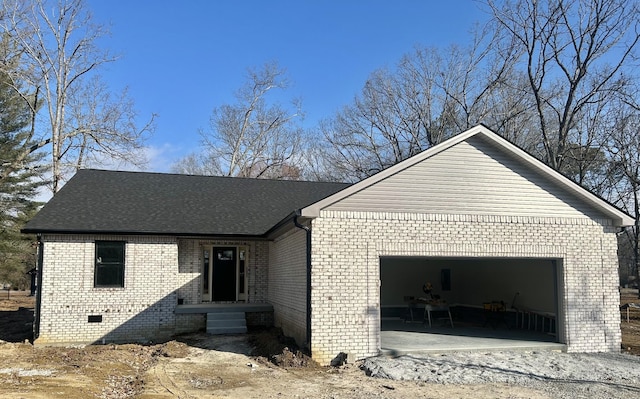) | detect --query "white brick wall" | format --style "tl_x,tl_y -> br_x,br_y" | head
177,239 -> 201,304
268,227 -> 308,345
309,211 -> 621,365
252,241 -> 270,302
37,235 -> 270,345
37,234 -> 179,345
37,211 -> 621,365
